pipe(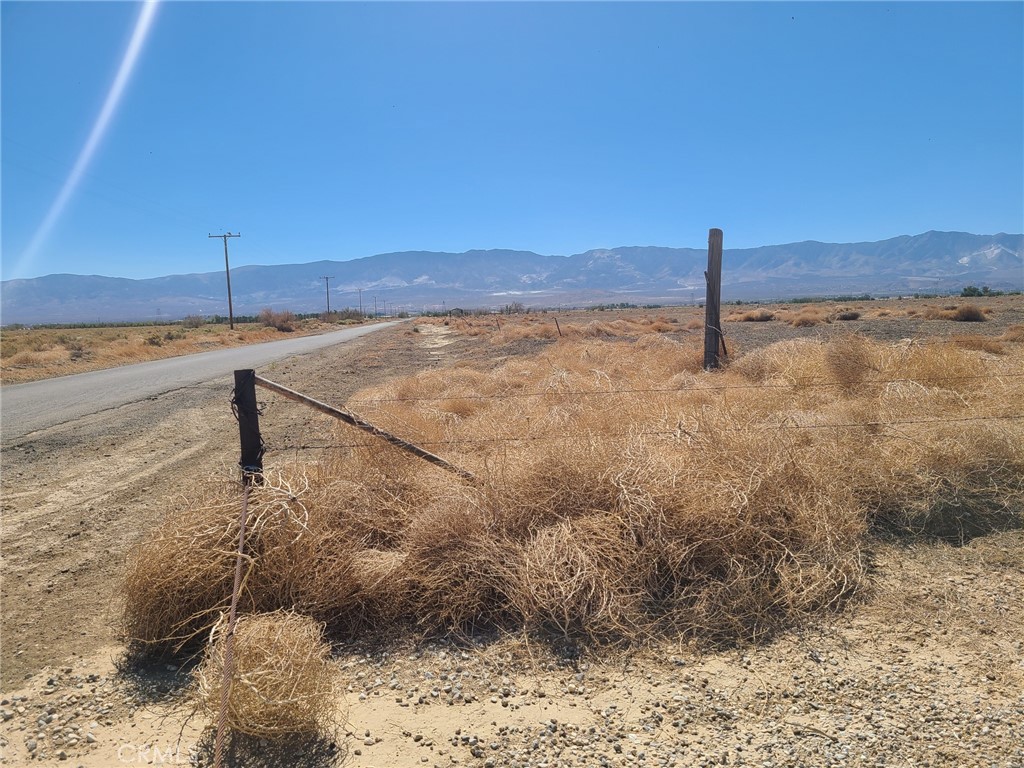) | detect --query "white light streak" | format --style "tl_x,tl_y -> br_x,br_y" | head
12,1 -> 159,278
